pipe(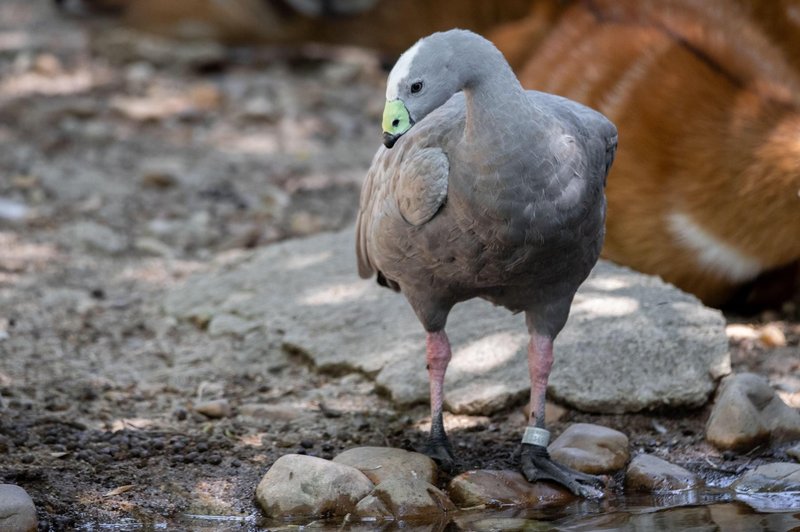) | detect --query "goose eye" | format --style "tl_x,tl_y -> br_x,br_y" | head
410,81 -> 423,94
